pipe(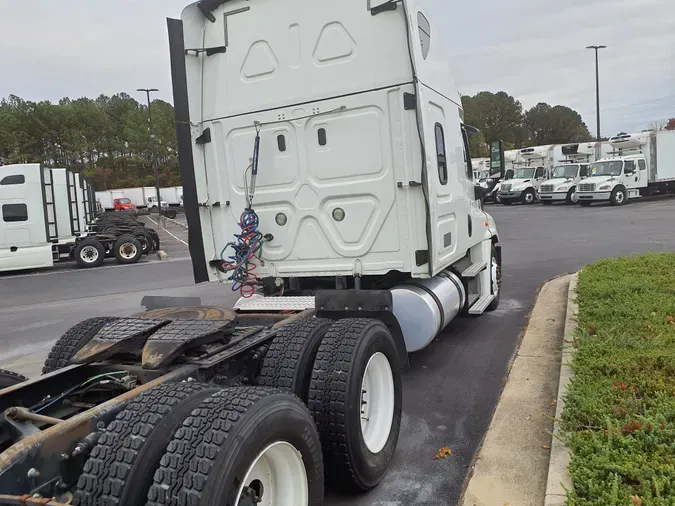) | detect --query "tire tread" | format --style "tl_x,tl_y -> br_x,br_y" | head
42,317 -> 118,374
73,382 -> 214,506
